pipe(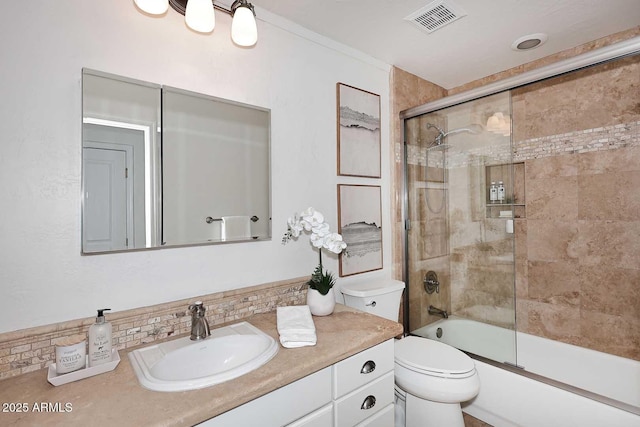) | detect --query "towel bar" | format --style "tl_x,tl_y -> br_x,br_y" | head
205,215 -> 259,224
